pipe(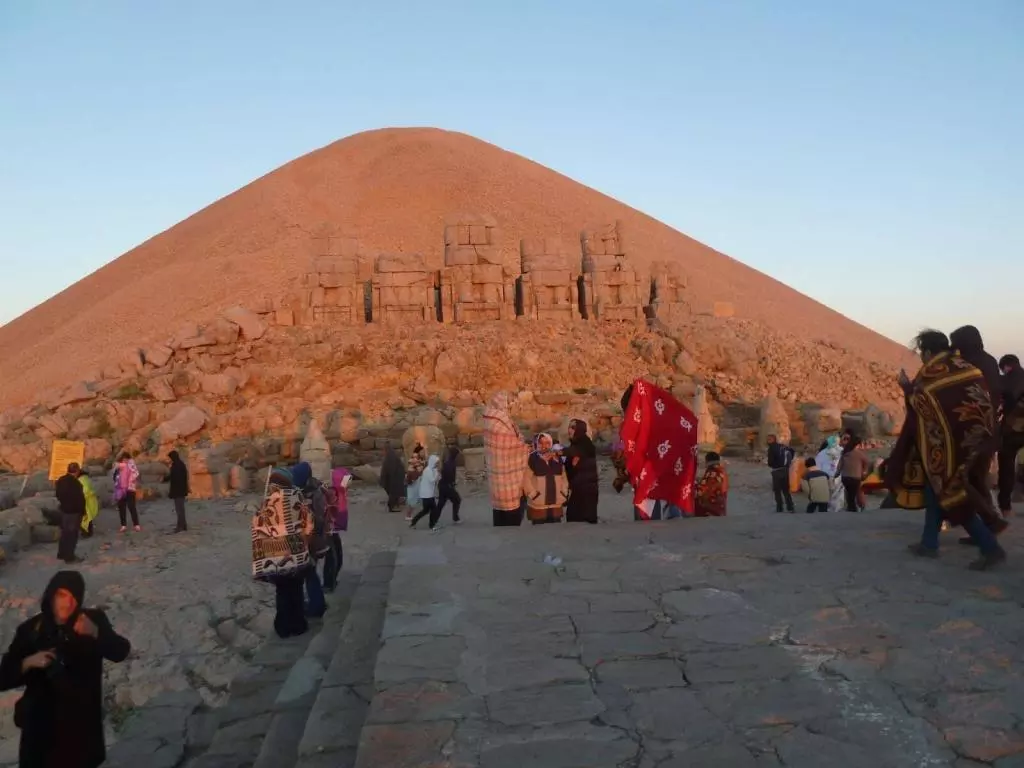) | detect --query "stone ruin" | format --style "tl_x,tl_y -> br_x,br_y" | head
245,217 -> 730,329
372,253 -> 437,324
517,237 -> 582,321
439,215 -> 514,322
580,221 -> 647,321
